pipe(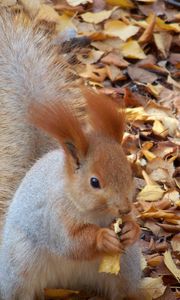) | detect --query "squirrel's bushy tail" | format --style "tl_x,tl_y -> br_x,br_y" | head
0,9 -> 84,226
